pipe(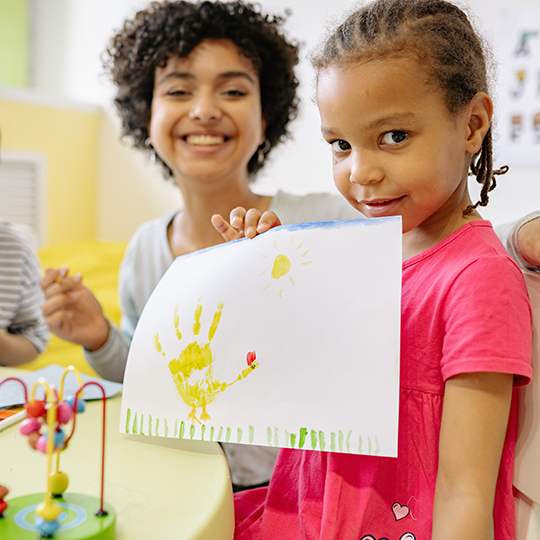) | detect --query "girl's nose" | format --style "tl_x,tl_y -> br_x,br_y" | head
189,92 -> 221,122
349,150 -> 384,185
